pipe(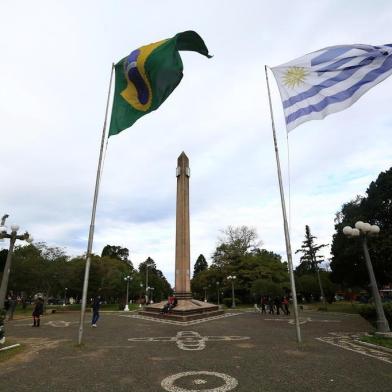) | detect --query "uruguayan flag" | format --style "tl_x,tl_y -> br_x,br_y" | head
271,44 -> 392,131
